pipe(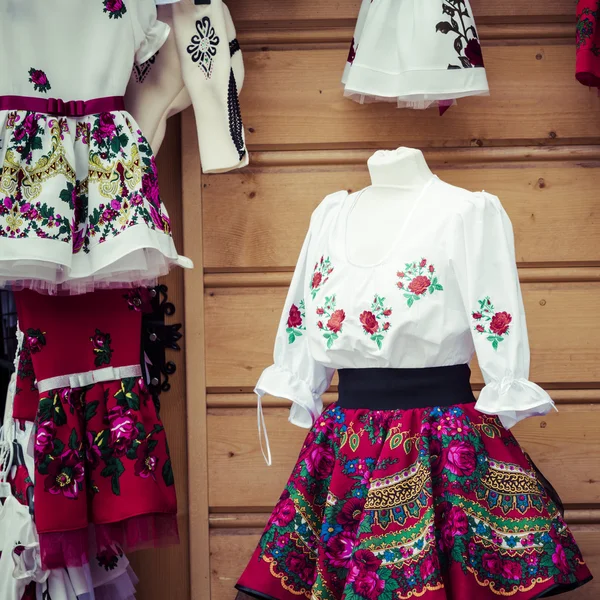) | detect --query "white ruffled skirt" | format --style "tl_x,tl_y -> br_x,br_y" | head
342,0 -> 490,109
